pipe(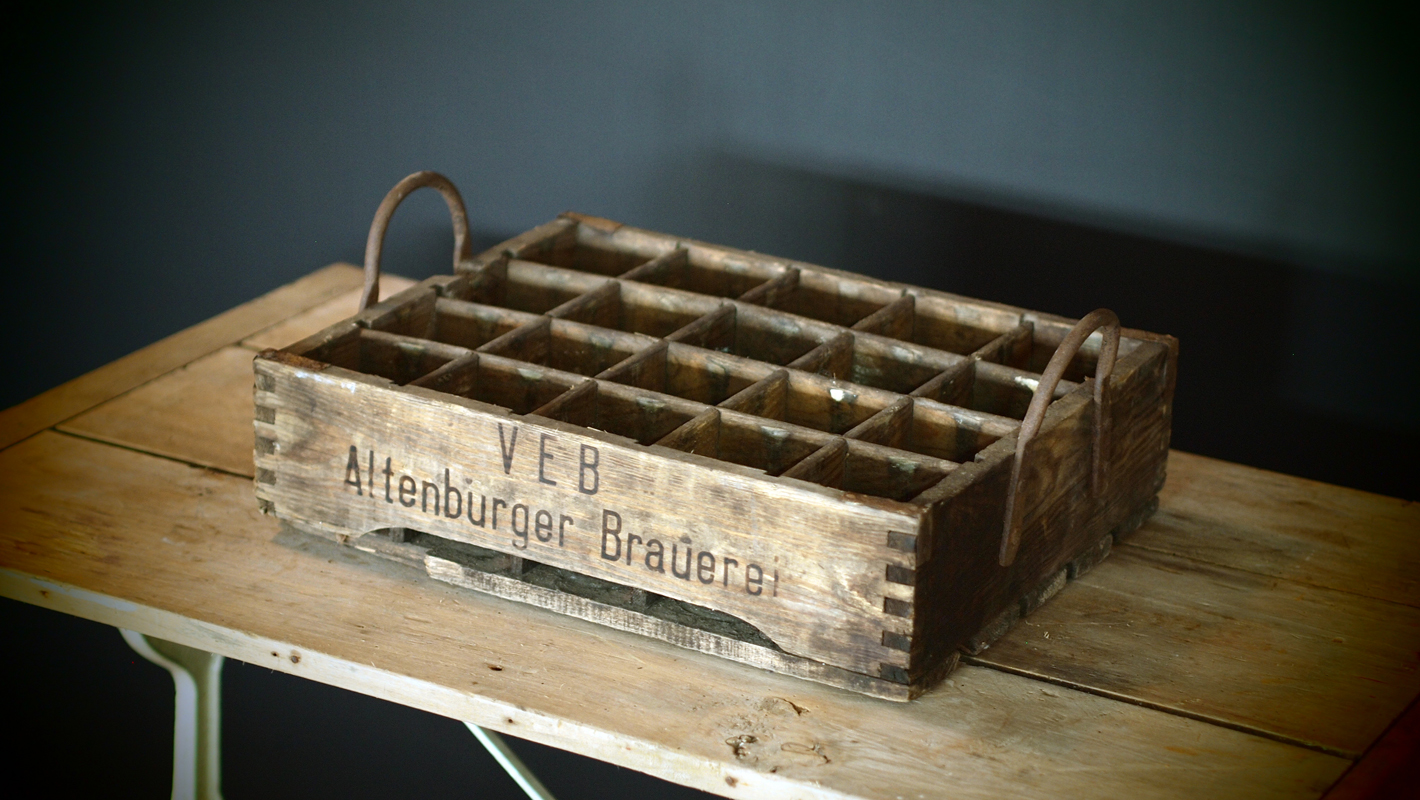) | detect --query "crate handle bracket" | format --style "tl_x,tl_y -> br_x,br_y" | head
999,309 -> 1120,567
360,170 -> 474,310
